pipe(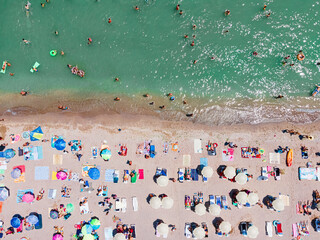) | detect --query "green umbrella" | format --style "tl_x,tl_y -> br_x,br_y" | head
66,203 -> 74,213
90,218 -> 101,230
